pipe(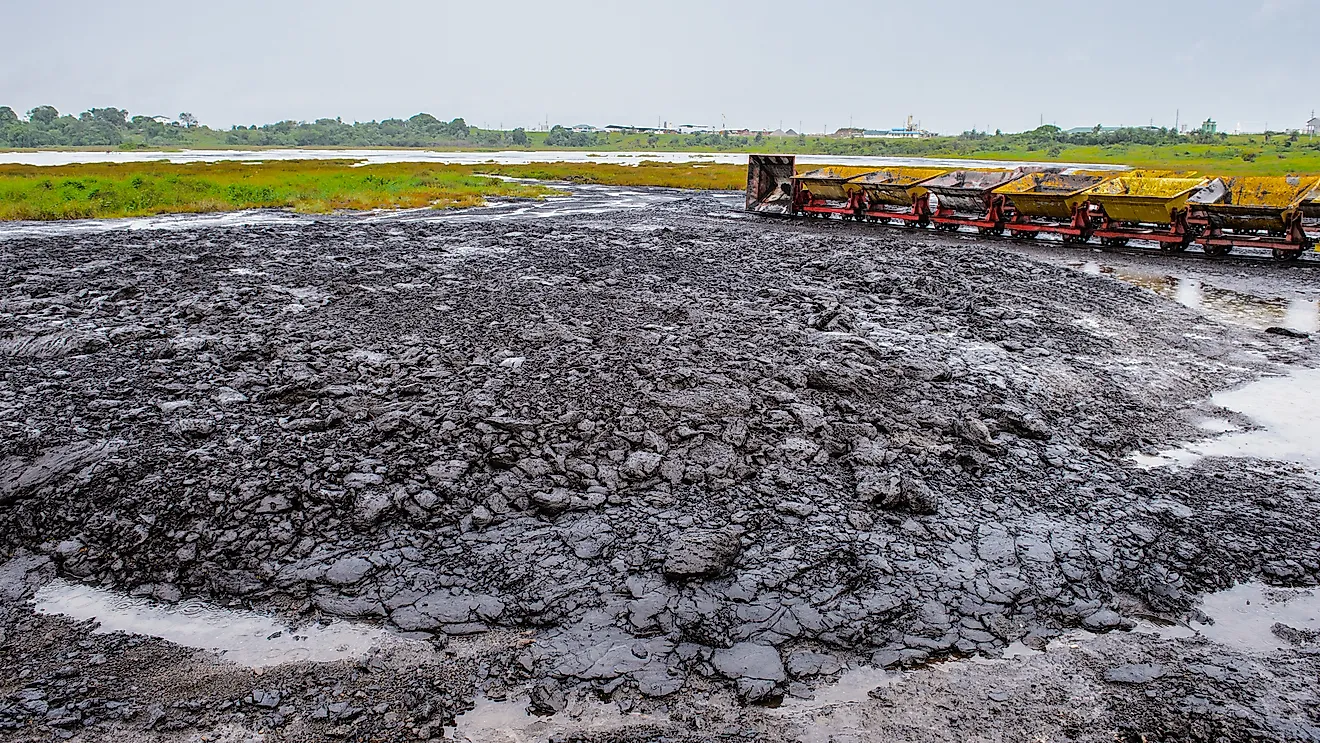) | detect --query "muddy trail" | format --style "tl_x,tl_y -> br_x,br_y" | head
1,195 -> 1318,742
